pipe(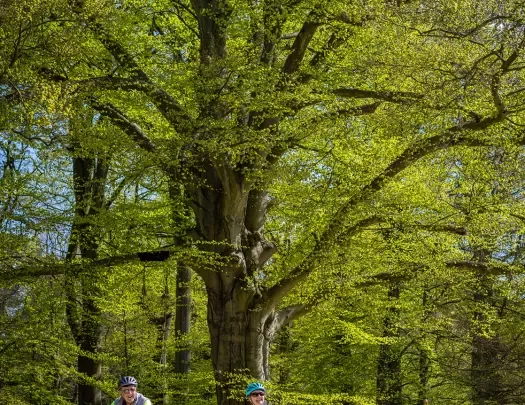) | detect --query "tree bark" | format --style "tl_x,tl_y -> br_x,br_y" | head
172,263 -> 192,405
77,291 -> 102,405
185,160 -> 280,404
417,289 -> 431,405
144,275 -> 174,405
376,283 -> 402,405
471,276 -> 505,405
206,270 -> 253,405
174,263 -> 192,374
65,148 -> 107,405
